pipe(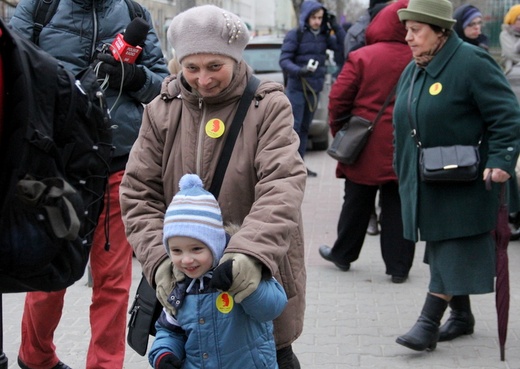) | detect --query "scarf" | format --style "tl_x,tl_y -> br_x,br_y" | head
413,35 -> 448,68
